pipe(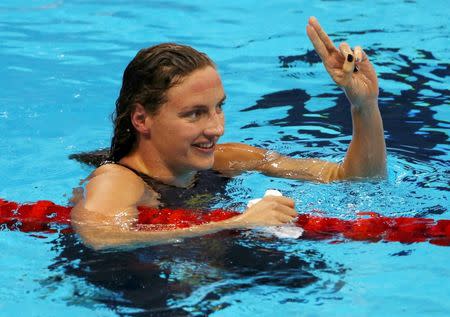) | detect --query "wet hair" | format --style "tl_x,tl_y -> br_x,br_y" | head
70,43 -> 215,166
